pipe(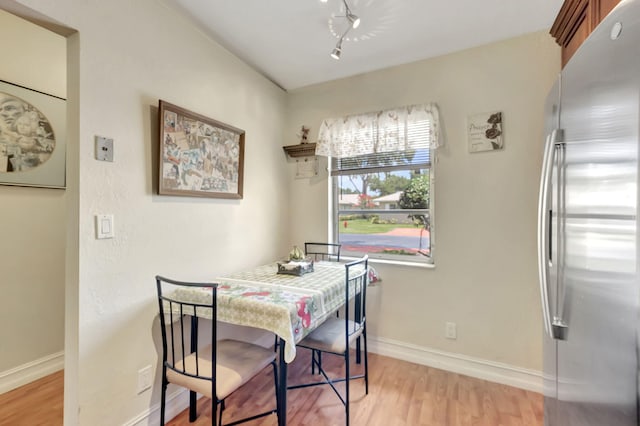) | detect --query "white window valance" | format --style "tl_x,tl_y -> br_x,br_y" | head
315,103 -> 441,159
